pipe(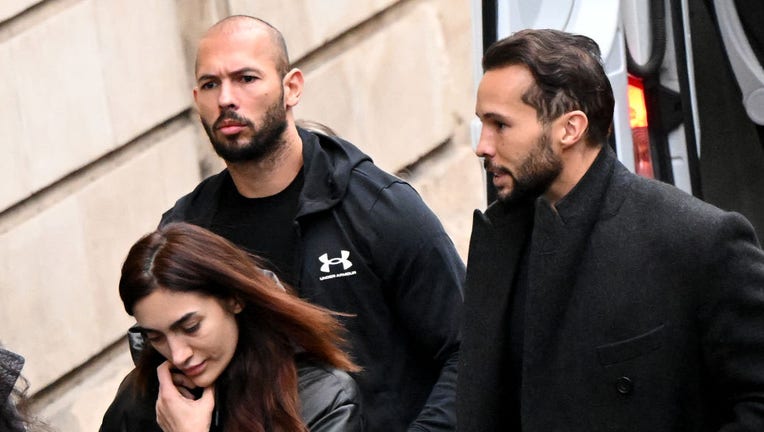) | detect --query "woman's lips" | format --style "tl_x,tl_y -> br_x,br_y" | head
183,361 -> 206,377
